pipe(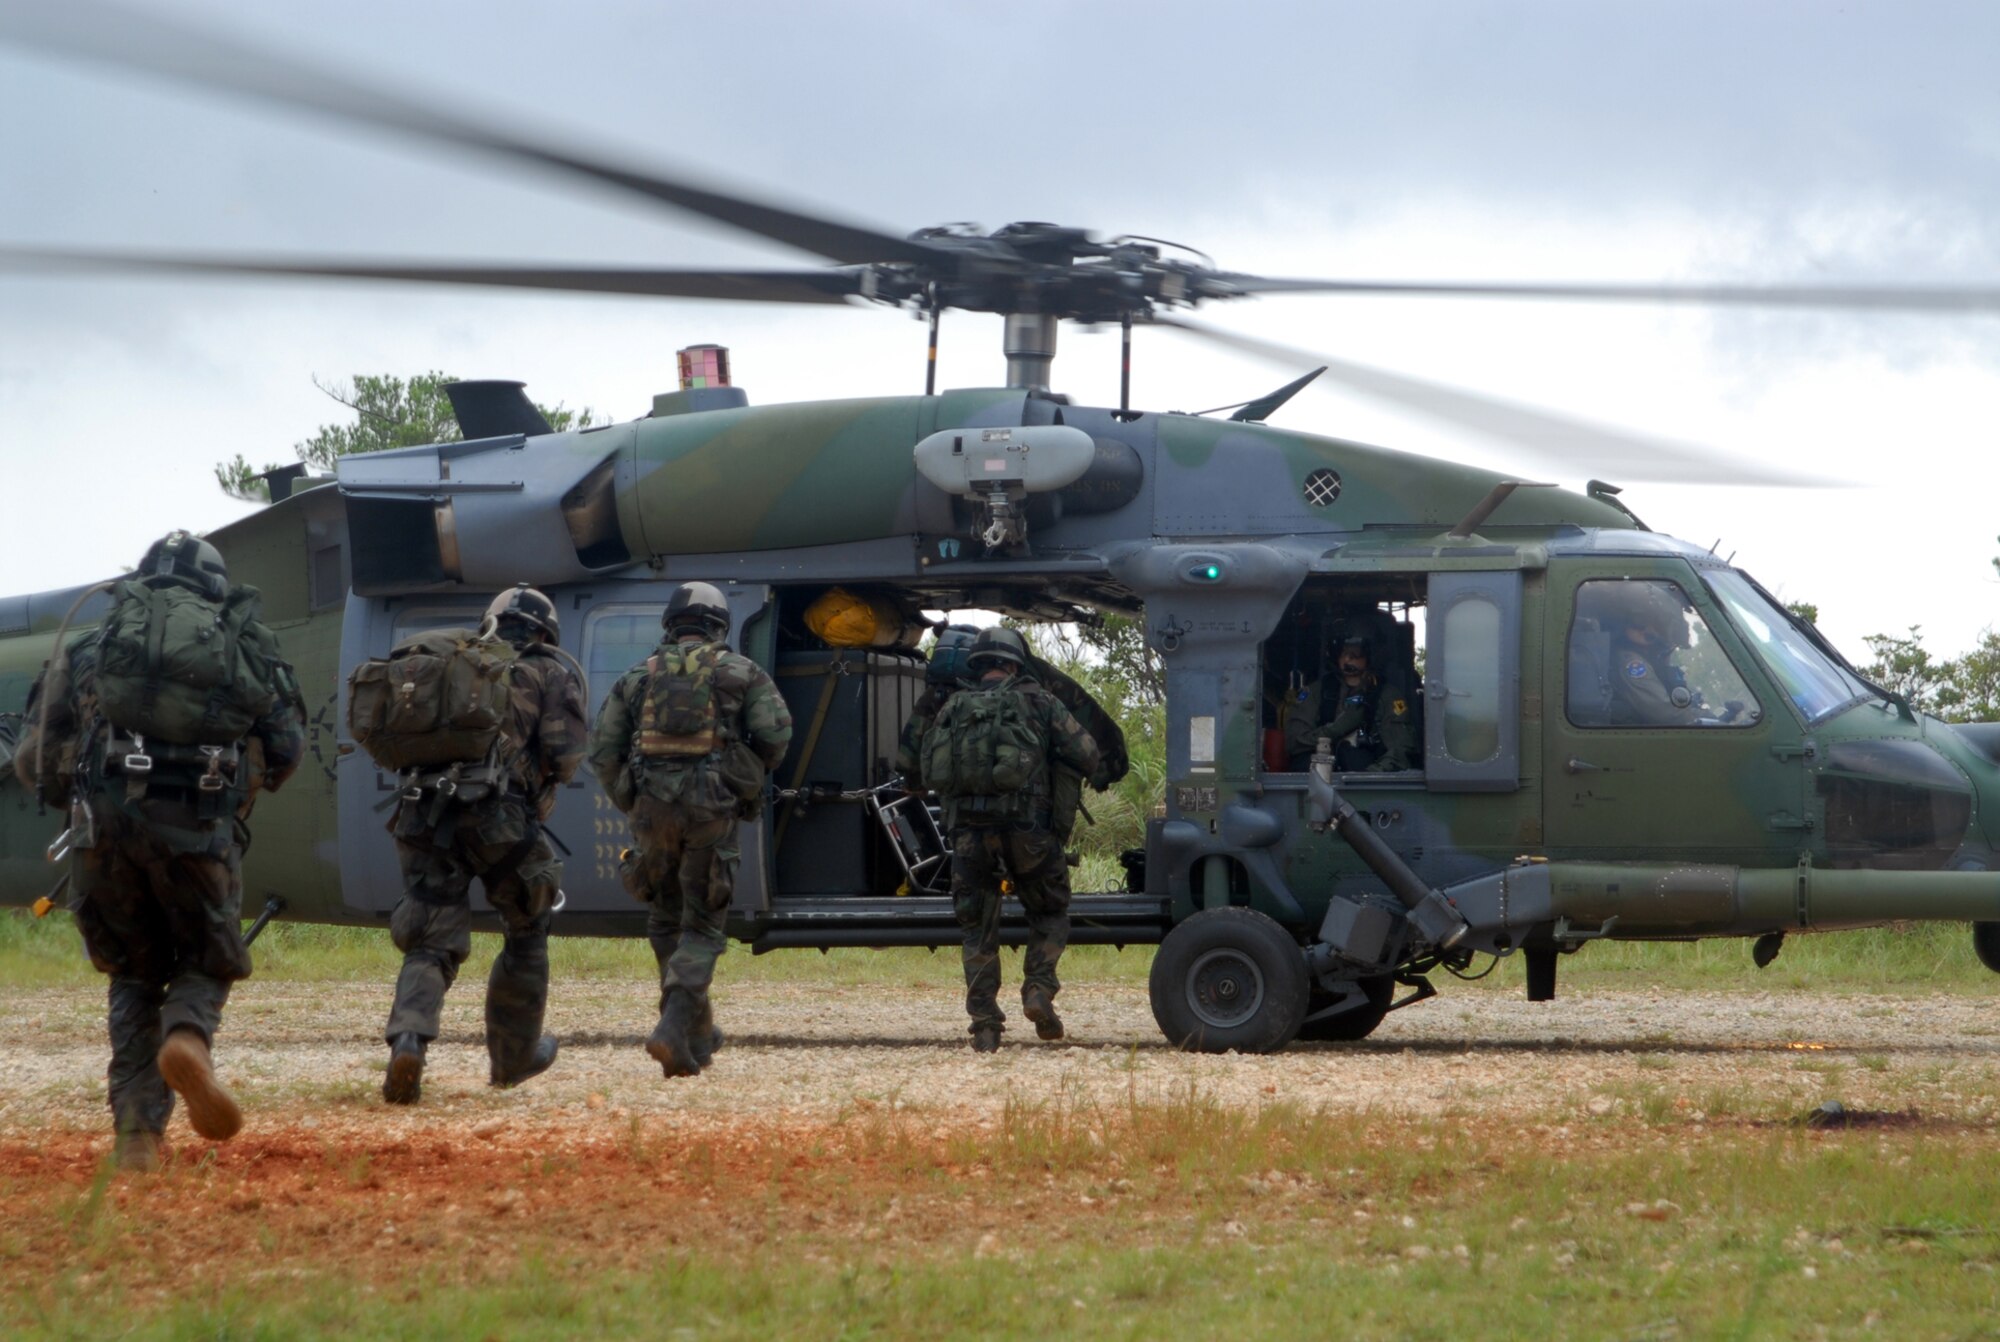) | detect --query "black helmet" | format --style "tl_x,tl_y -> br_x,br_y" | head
965,626 -> 1029,674
139,530 -> 228,601
927,623 -> 981,687
484,583 -> 560,645
663,581 -> 731,639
